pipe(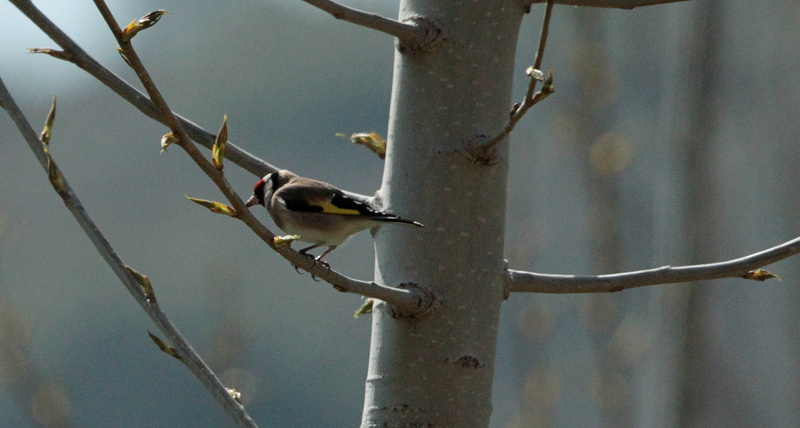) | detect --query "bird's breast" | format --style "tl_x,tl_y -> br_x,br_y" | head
267,203 -> 378,246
